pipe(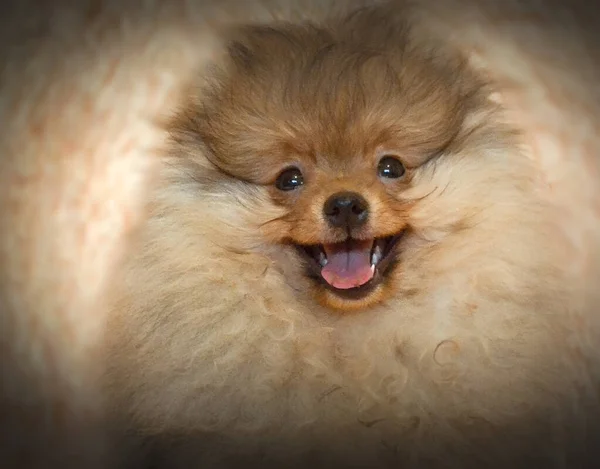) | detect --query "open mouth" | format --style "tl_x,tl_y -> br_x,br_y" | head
296,232 -> 405,298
